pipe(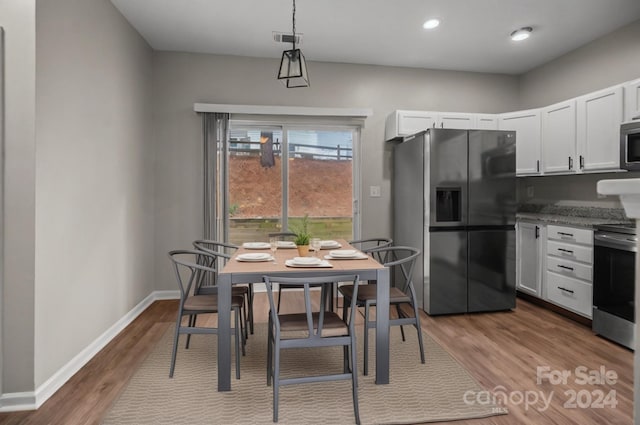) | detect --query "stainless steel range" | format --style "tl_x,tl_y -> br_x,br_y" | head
592,223 -> 637,349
